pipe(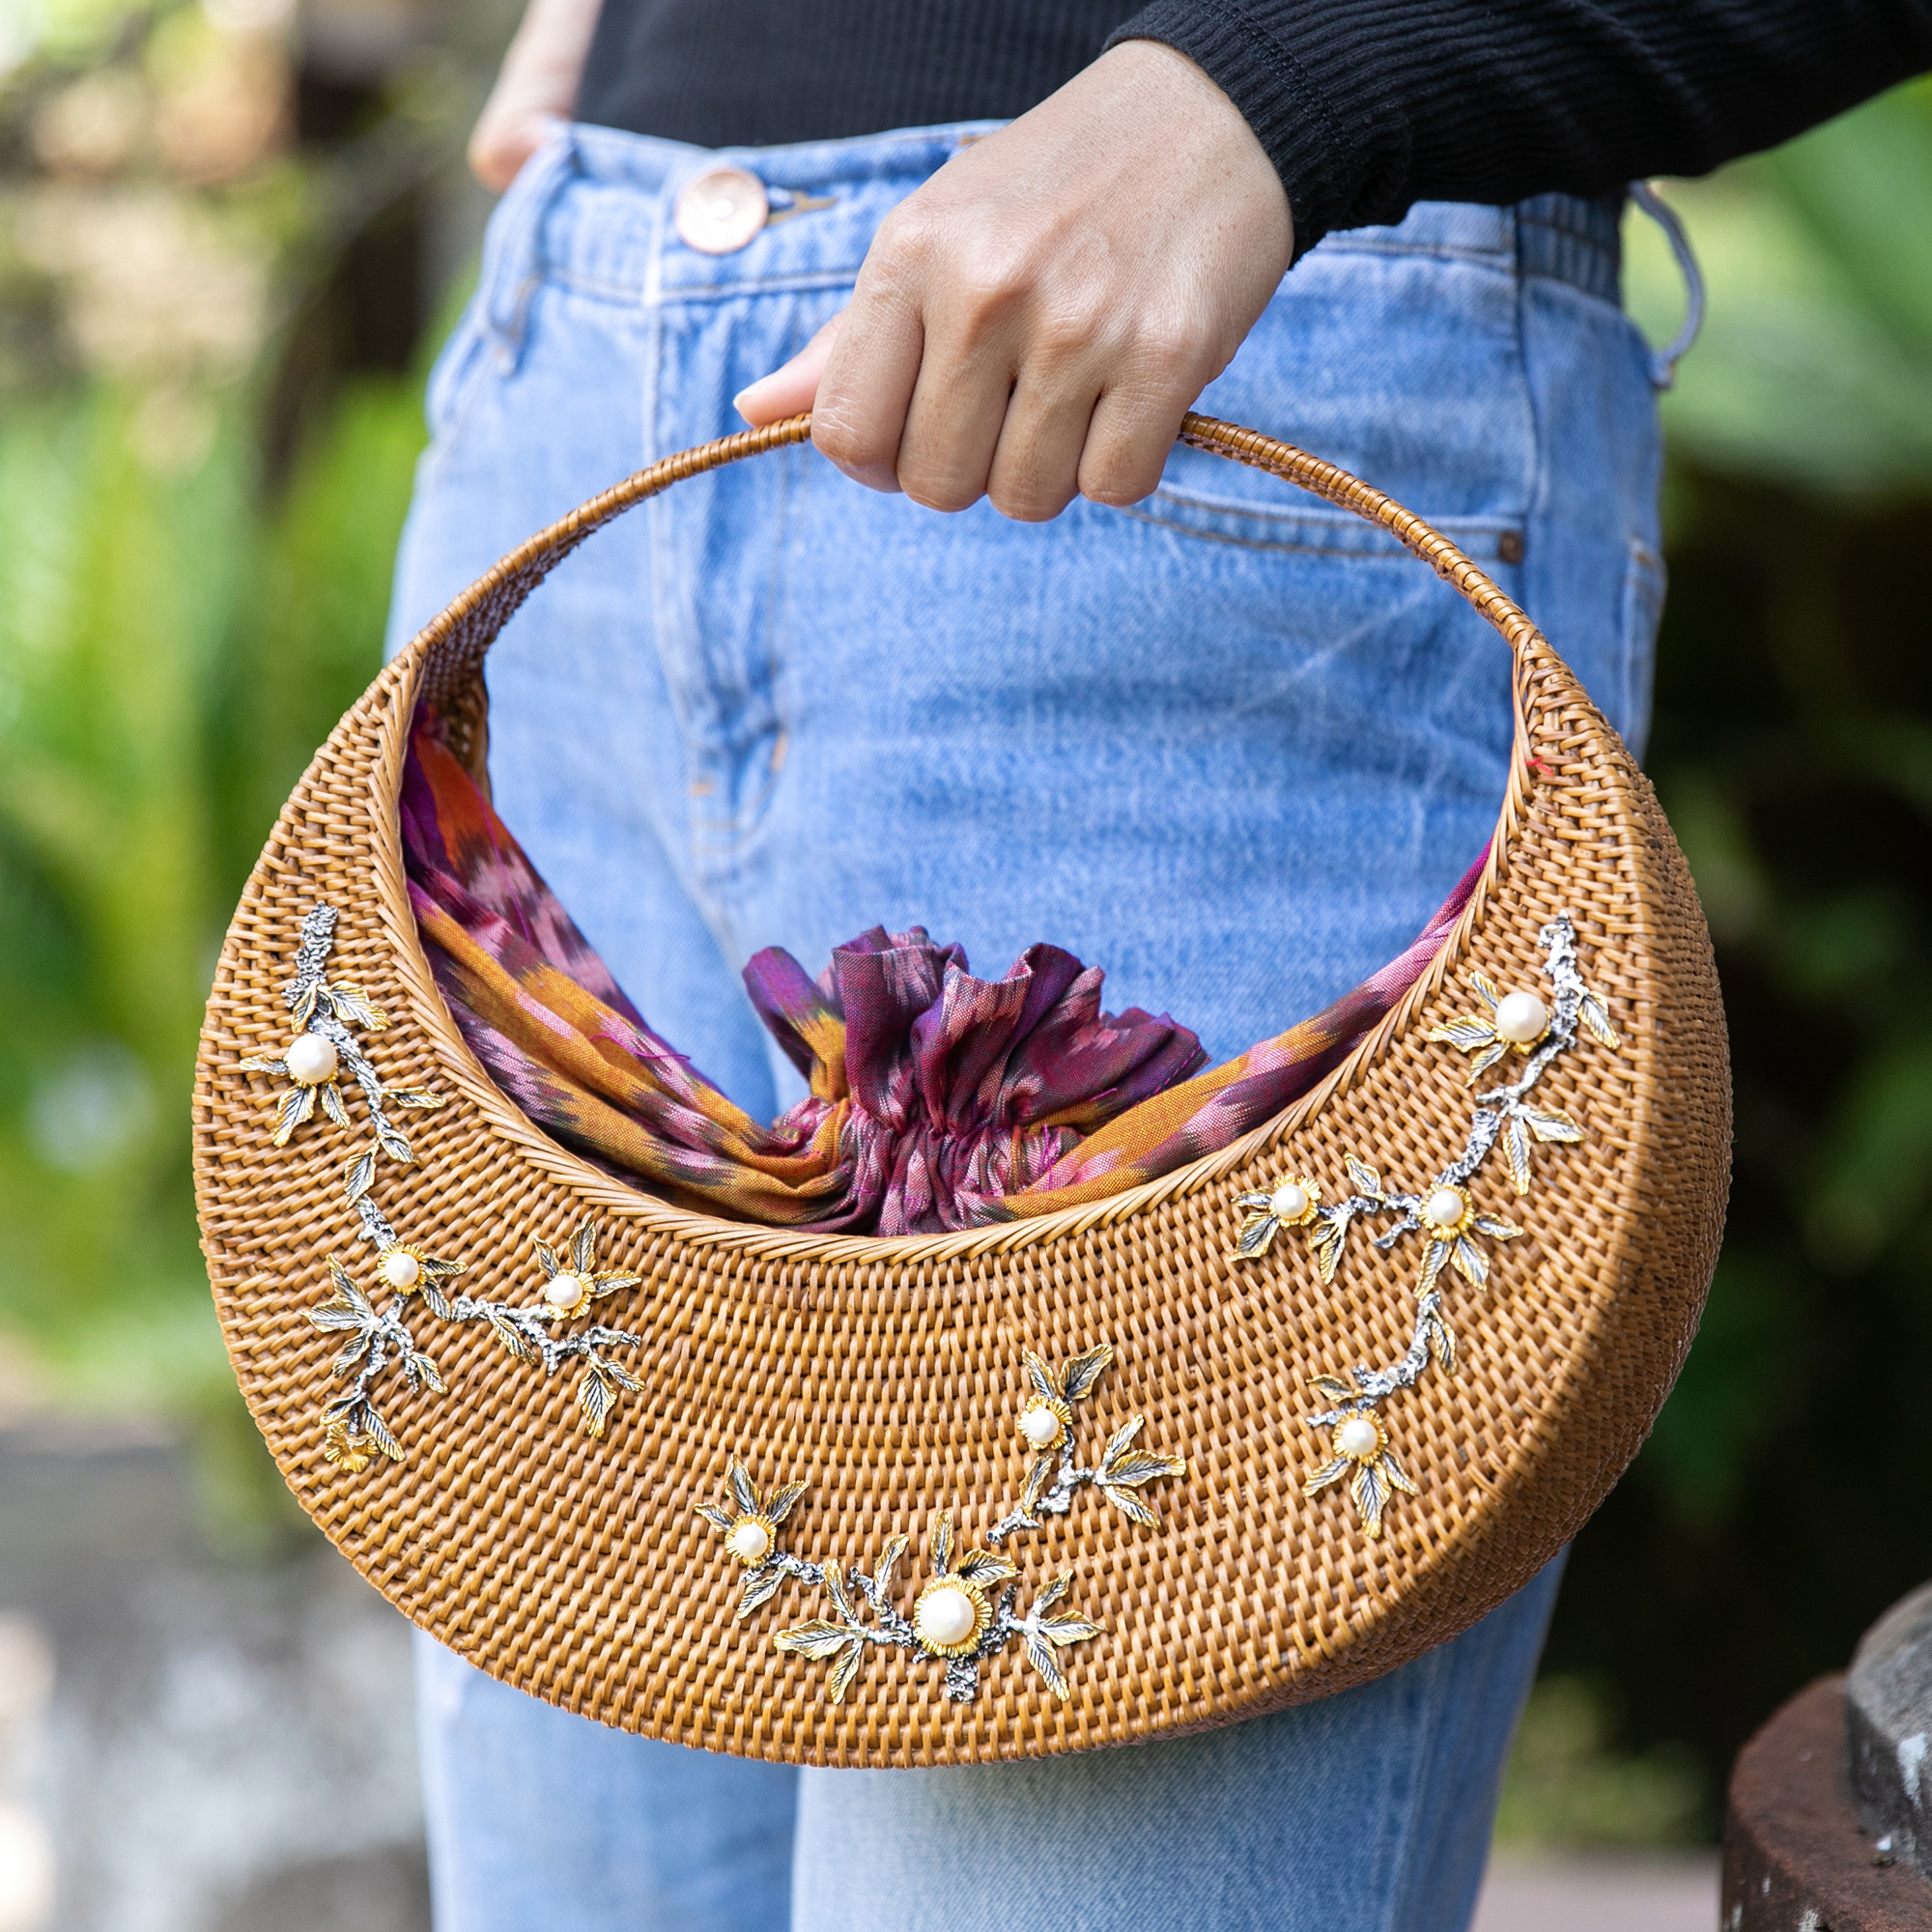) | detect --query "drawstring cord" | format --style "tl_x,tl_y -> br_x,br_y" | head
1628,179 -> 1706,392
